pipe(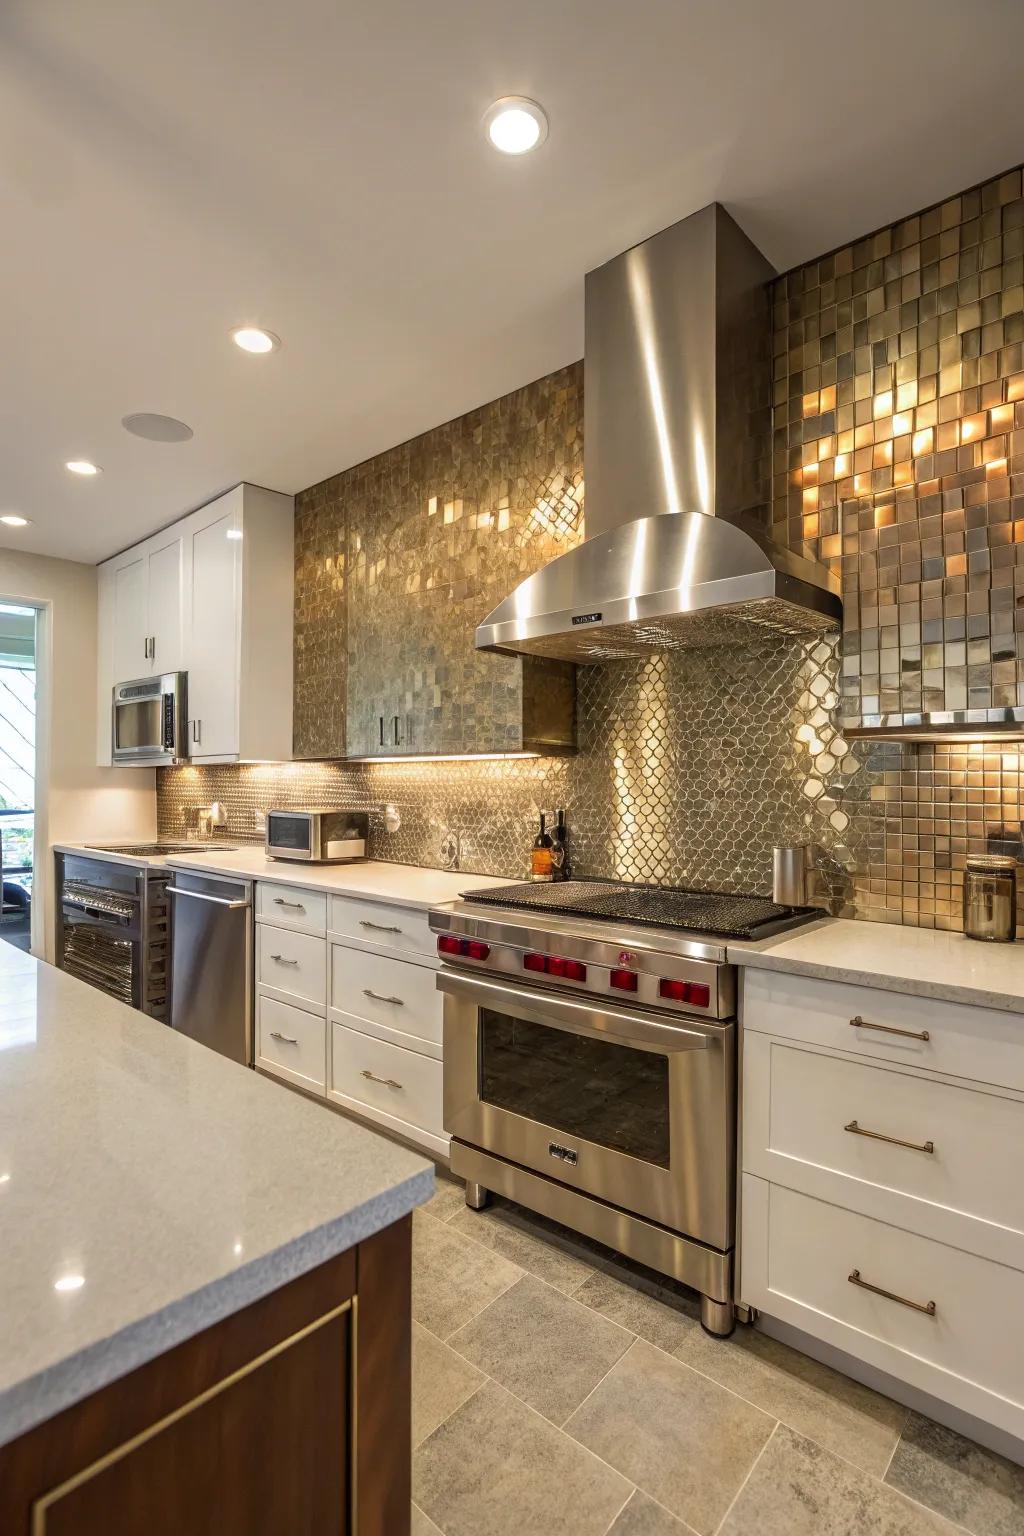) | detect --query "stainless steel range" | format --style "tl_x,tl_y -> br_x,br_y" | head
429,879 -> 817,1336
